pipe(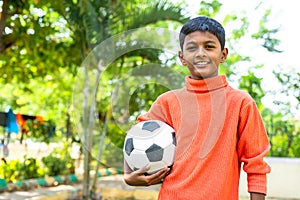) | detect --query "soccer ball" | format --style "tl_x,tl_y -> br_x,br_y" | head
123,120 -> 176,174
